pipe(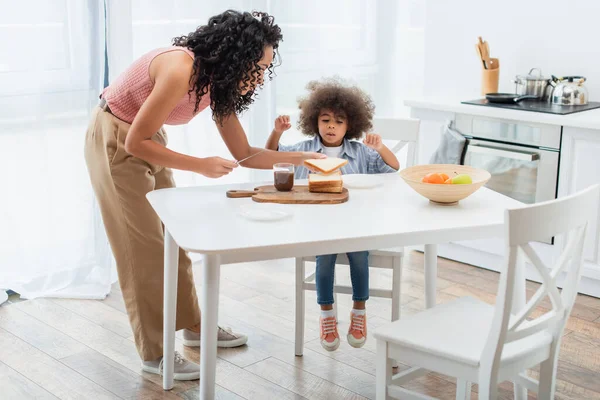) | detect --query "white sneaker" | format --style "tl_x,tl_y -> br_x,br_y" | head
141,351 -> 199,381
182,326 -> 248,348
